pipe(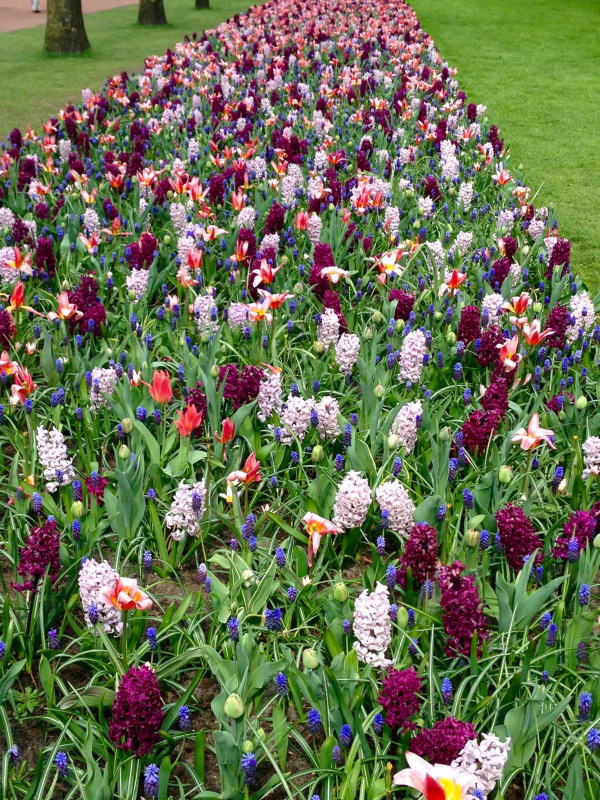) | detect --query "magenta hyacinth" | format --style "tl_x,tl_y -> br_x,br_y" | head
552,510 -> 596,561
410,716 -> 477,765
396,523 -> 439,590
109,665 -> 164,757
378,667 -> 422,732
438,561 -> 489,658
14,518 -> 61,594
495,504 -> 543,570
